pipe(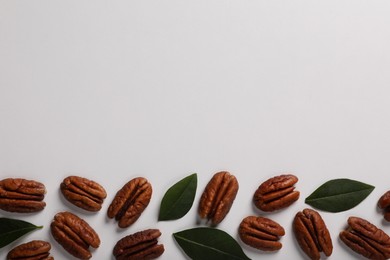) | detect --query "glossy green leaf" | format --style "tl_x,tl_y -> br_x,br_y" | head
0,218 -> 43,248
173,227 -> 251,260
158,173 -> 197,221
305,178 -> 375,212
